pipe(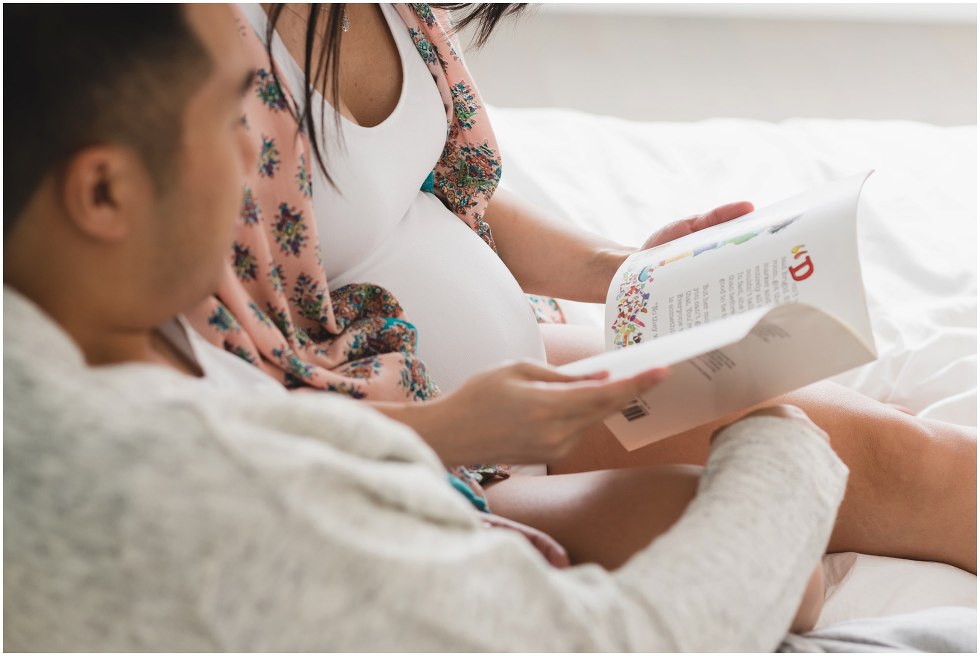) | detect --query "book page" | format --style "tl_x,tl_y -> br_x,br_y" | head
605,172 -> 875,353
561,303 -> 876,450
